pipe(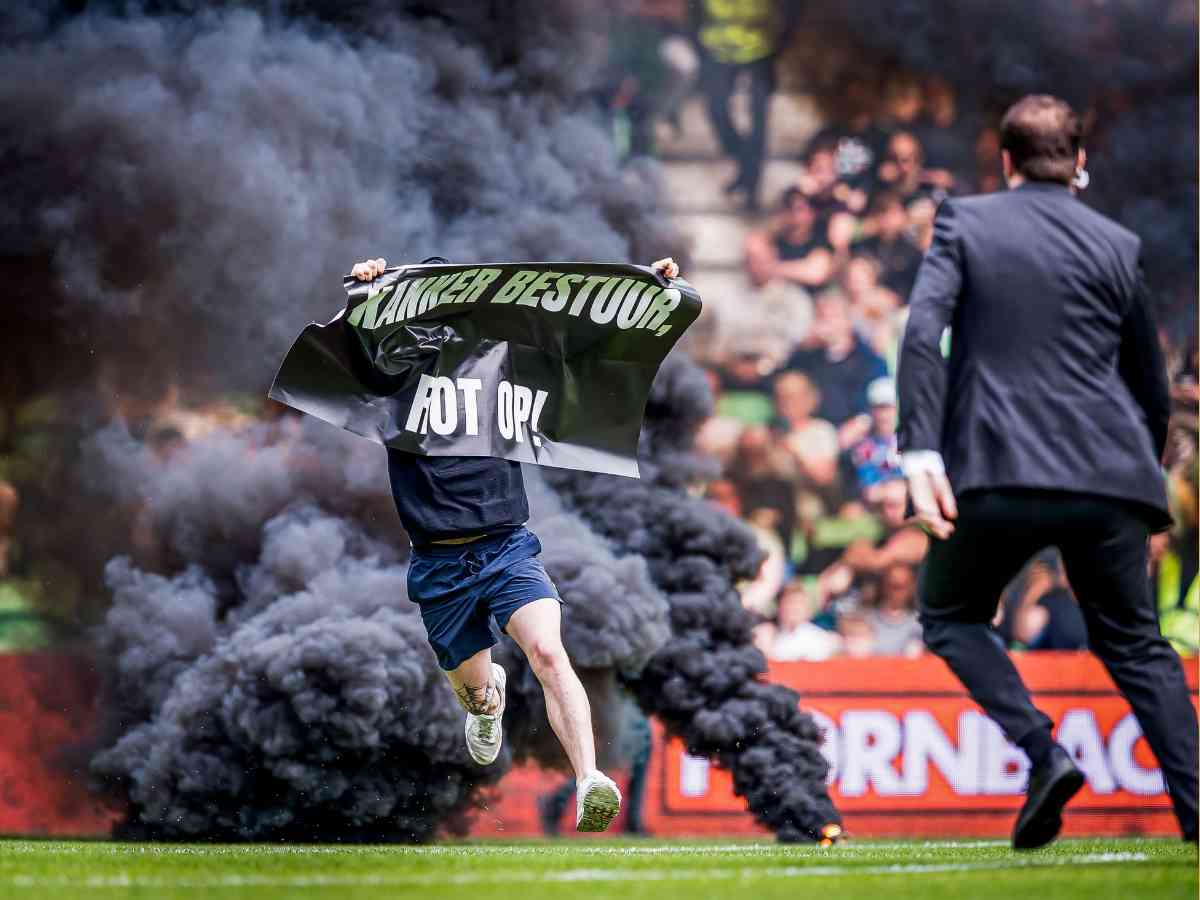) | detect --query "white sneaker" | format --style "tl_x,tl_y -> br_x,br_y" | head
575,770 -> 621,832
464,663 -> 506,765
